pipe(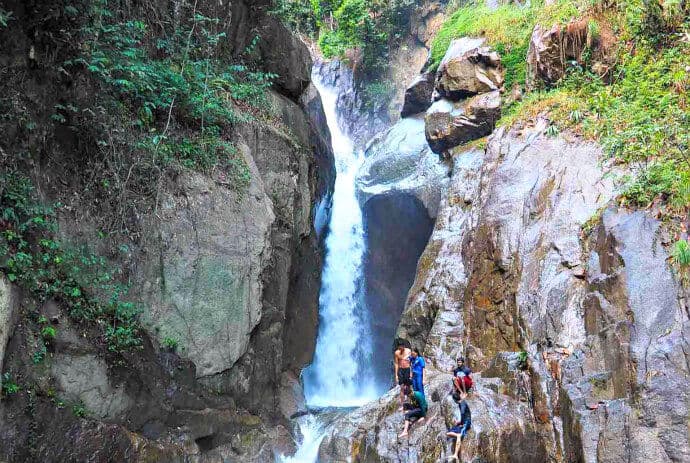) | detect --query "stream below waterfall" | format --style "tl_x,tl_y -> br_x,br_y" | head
278,64 -> 386,462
